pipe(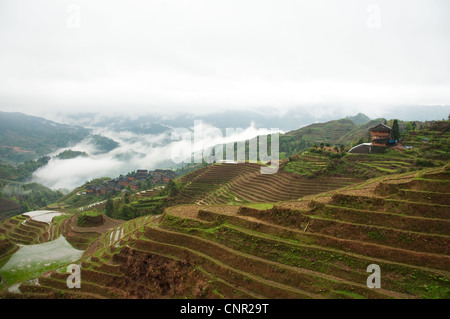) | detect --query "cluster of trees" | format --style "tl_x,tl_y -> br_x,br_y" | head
103,180 -> 180,221
159,180 -> 179,197
104,196 -> 141,220
104,192 -> 165,221
279,137 -> 314,158
0,156 -> 50,181
392,119 -> 417,140
0,181 -> 63,213
55,149 -> 88,160
89,135 -> 119,154
312,143 -> 346,153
